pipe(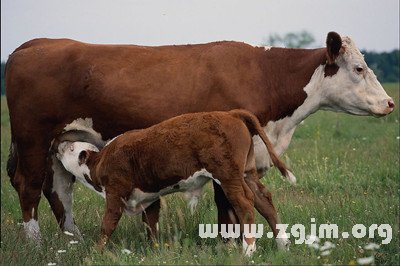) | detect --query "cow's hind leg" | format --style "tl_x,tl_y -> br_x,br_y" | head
142,199 -> 161,240
43,156 -> 82,238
